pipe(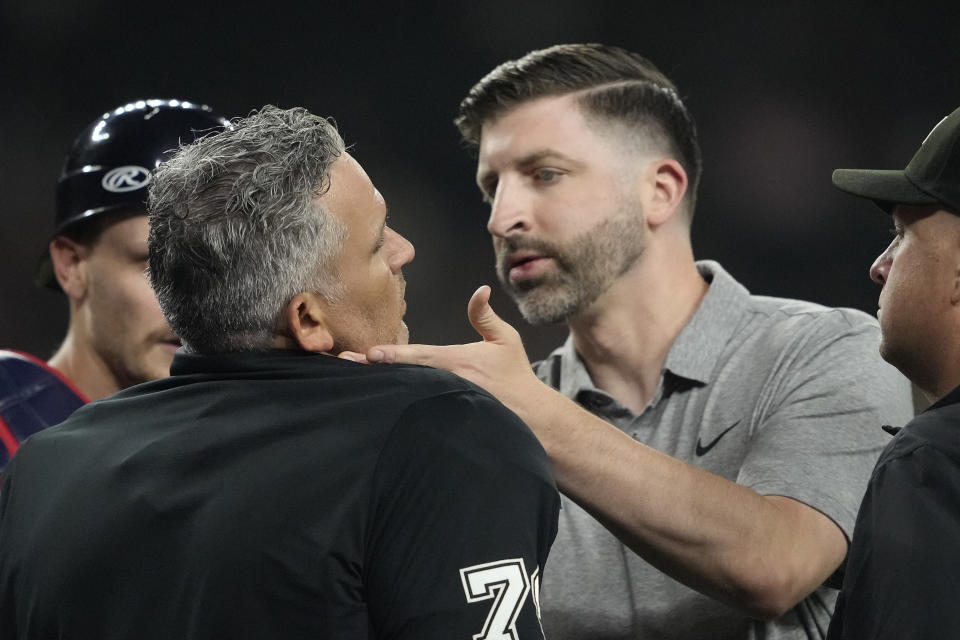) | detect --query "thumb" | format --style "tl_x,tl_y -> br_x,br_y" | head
467,285 -> 519,344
